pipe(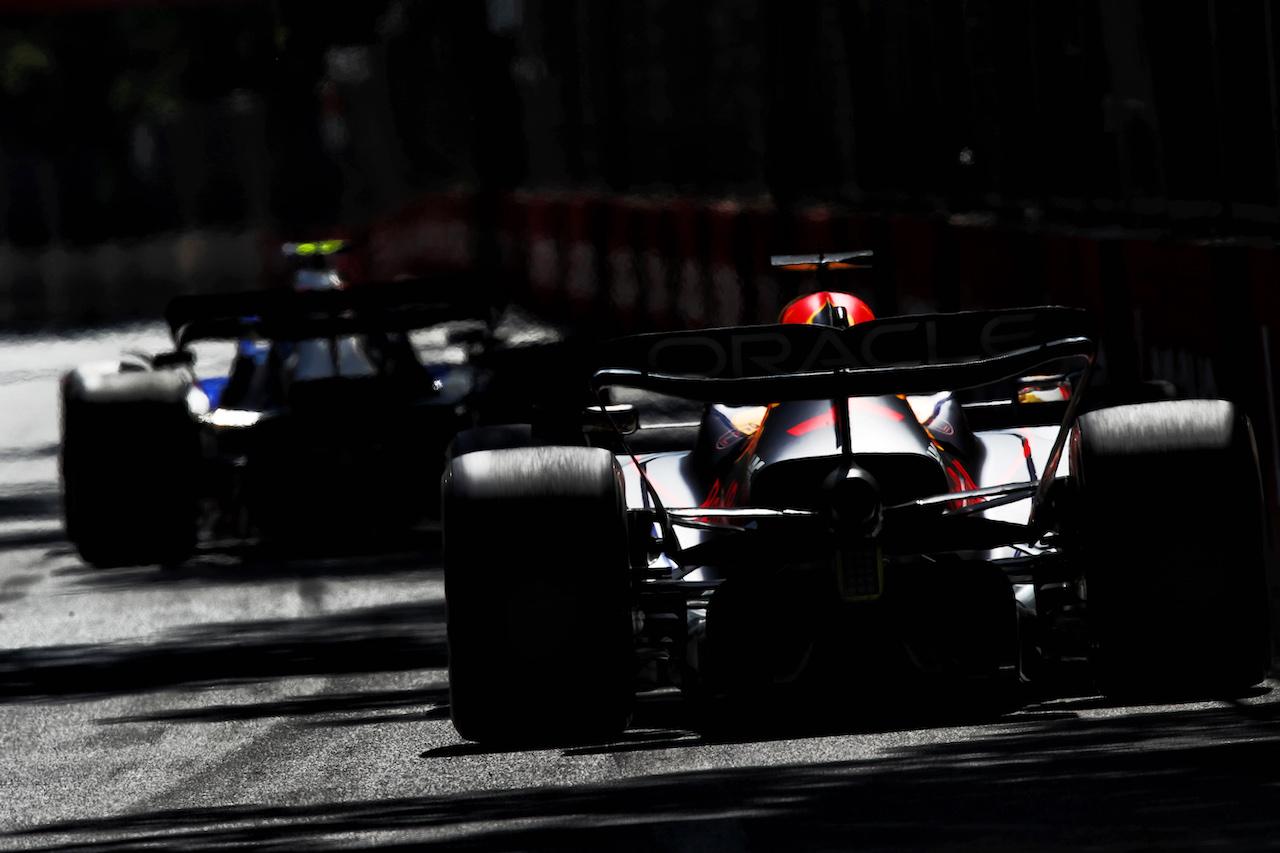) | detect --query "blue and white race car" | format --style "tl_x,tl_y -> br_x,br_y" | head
59,273 -> 490,567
